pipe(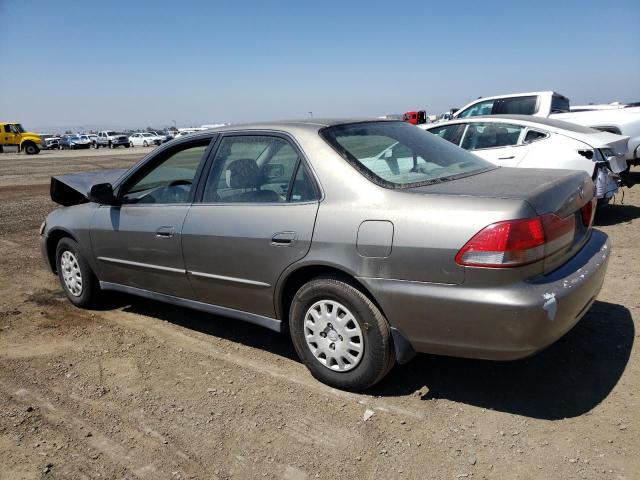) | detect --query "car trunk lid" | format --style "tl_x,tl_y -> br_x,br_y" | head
407,167 -> 595,273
